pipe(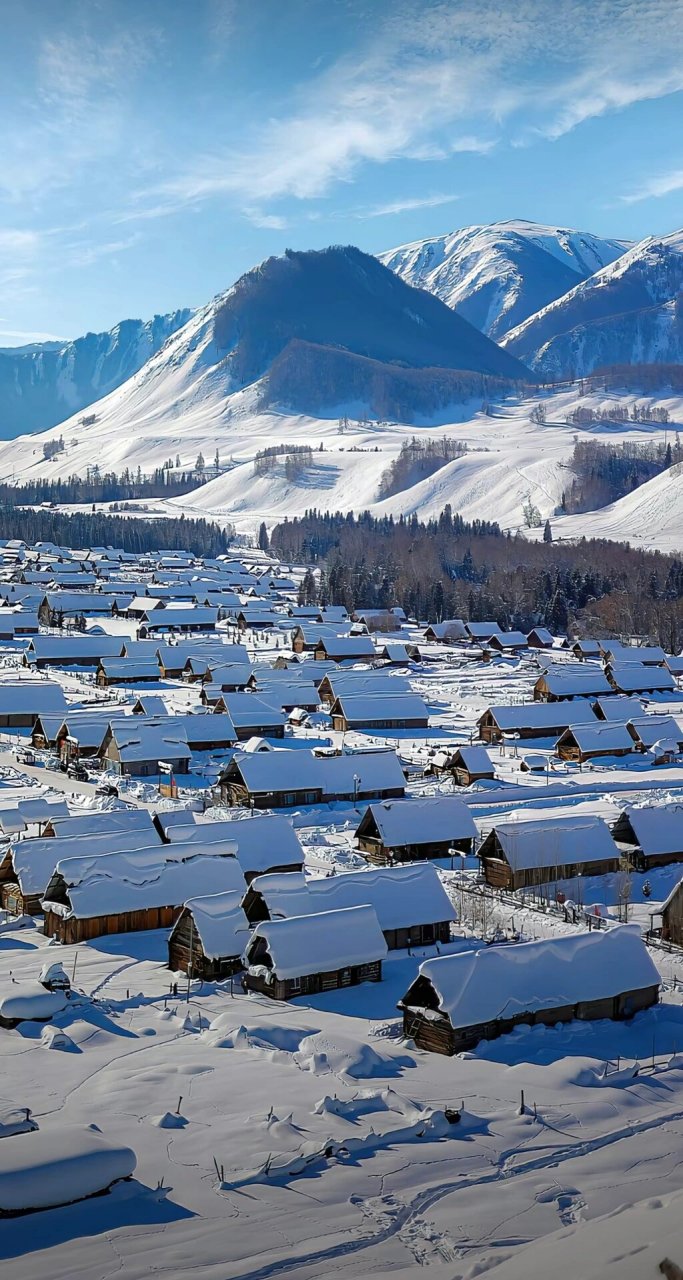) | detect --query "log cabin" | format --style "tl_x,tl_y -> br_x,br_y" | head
42,841 -> 245,944
533,668 -> 613,702
96,723 -> 192,777
429,745 -> 495,786
313,636 -> 375,663
159,811 -> 305,883
399,929 -> 660,1055
605,663 -> 676,696
242,861 -> 456,950
243,904 -> 387,1000
555,722 -> 635,762
218,748 -> 406,810
0,681 -> 67,729
355,796 -> 477,865
213,693 -> 286,740
477,812 -> 621,890
612,803 -> 683,870
660,877 -> 683,945
478,703 -> 598,744
168,891 -> 250,980
329,692 -> 429,733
